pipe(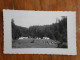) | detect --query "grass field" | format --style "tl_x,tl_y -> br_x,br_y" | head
12,38 -> 59,48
